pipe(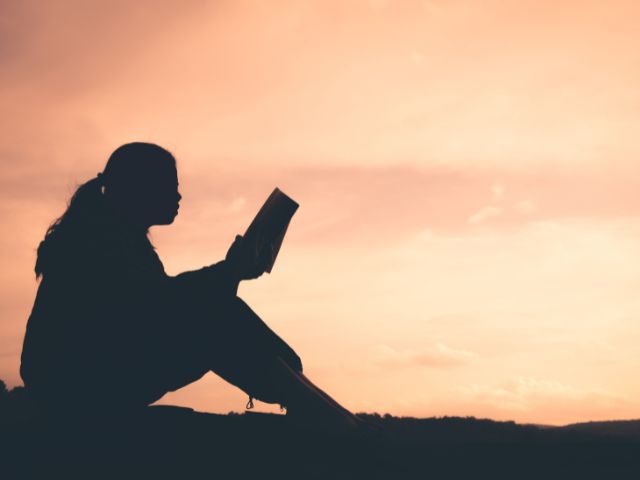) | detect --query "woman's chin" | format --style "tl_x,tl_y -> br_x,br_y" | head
154,211 -> 178,225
